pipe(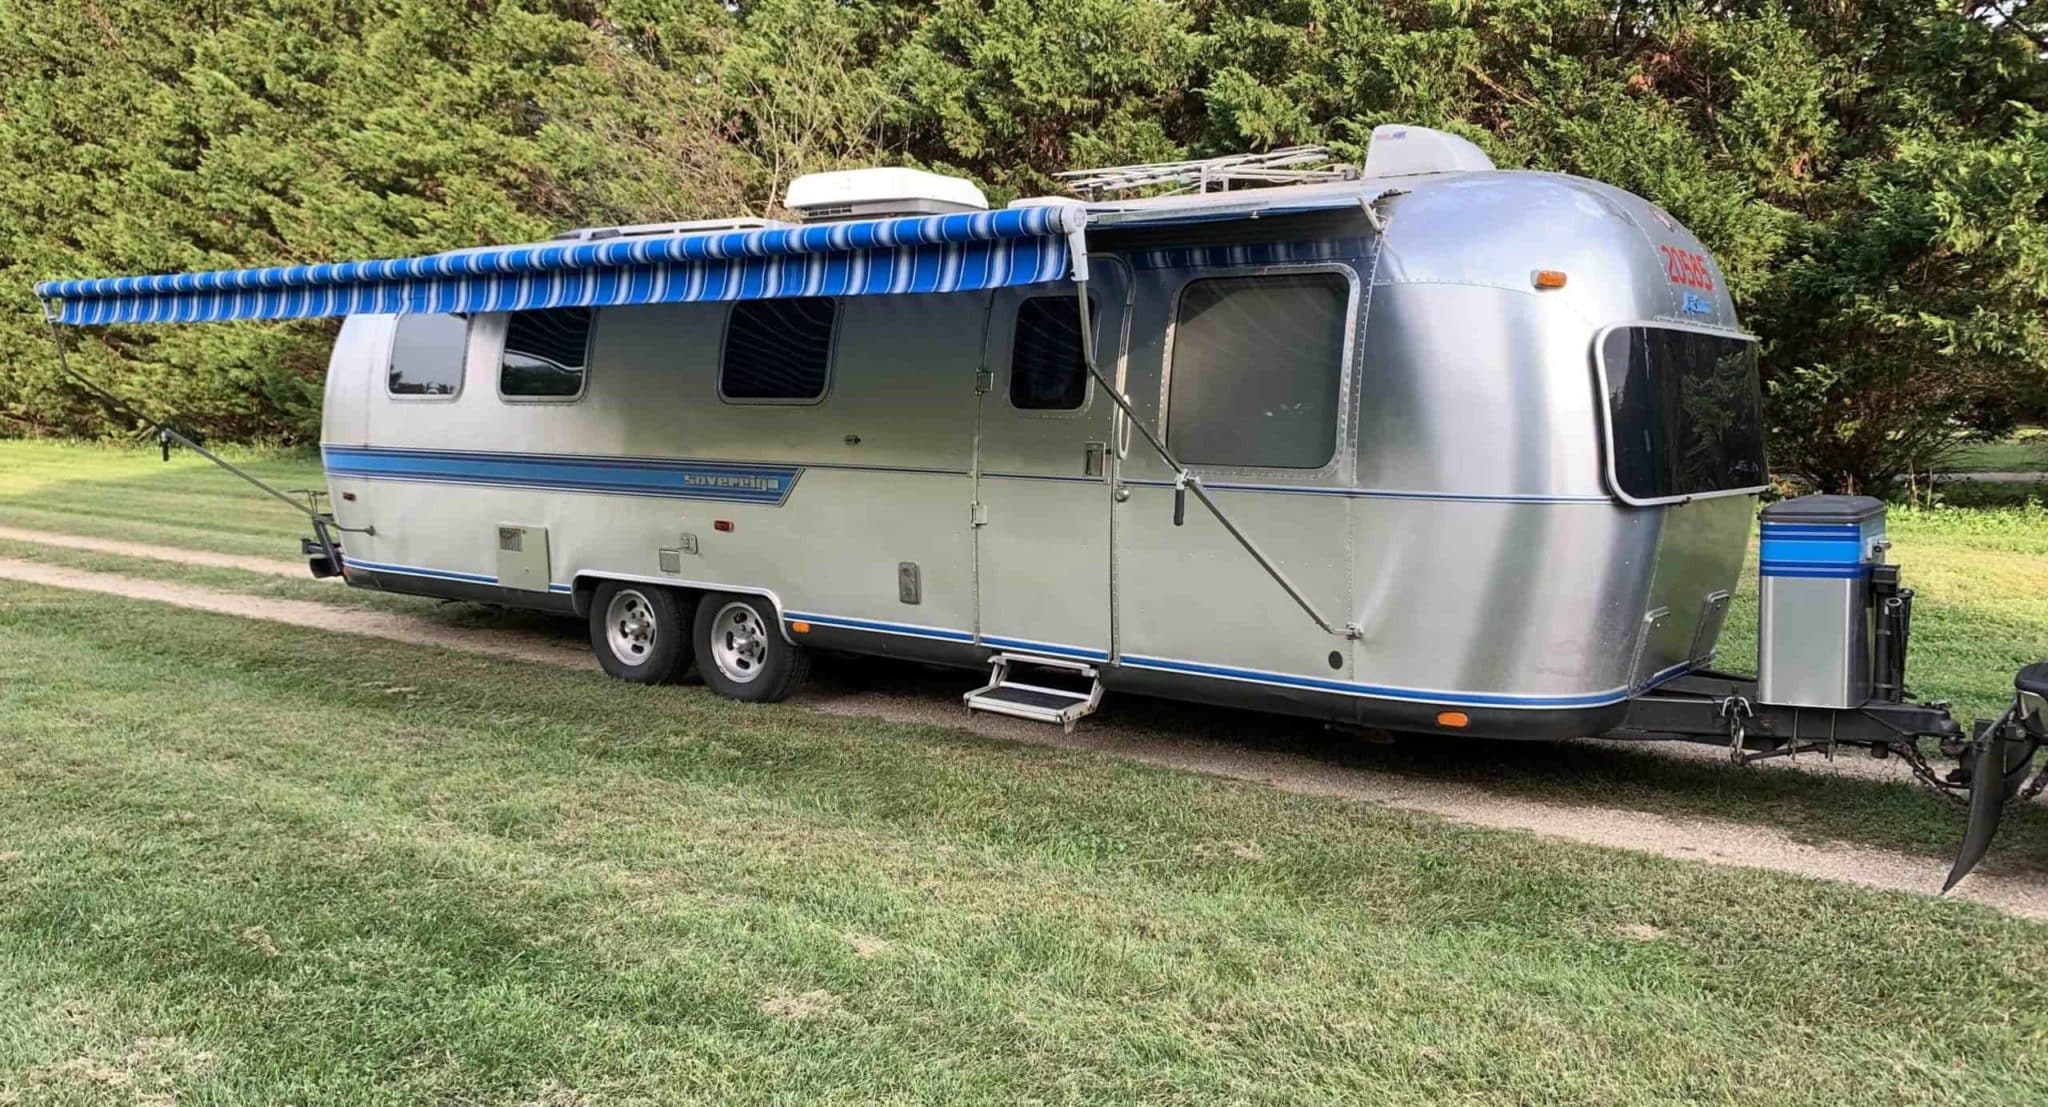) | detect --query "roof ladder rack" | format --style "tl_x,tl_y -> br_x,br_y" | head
1055,146 -> 1358,200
